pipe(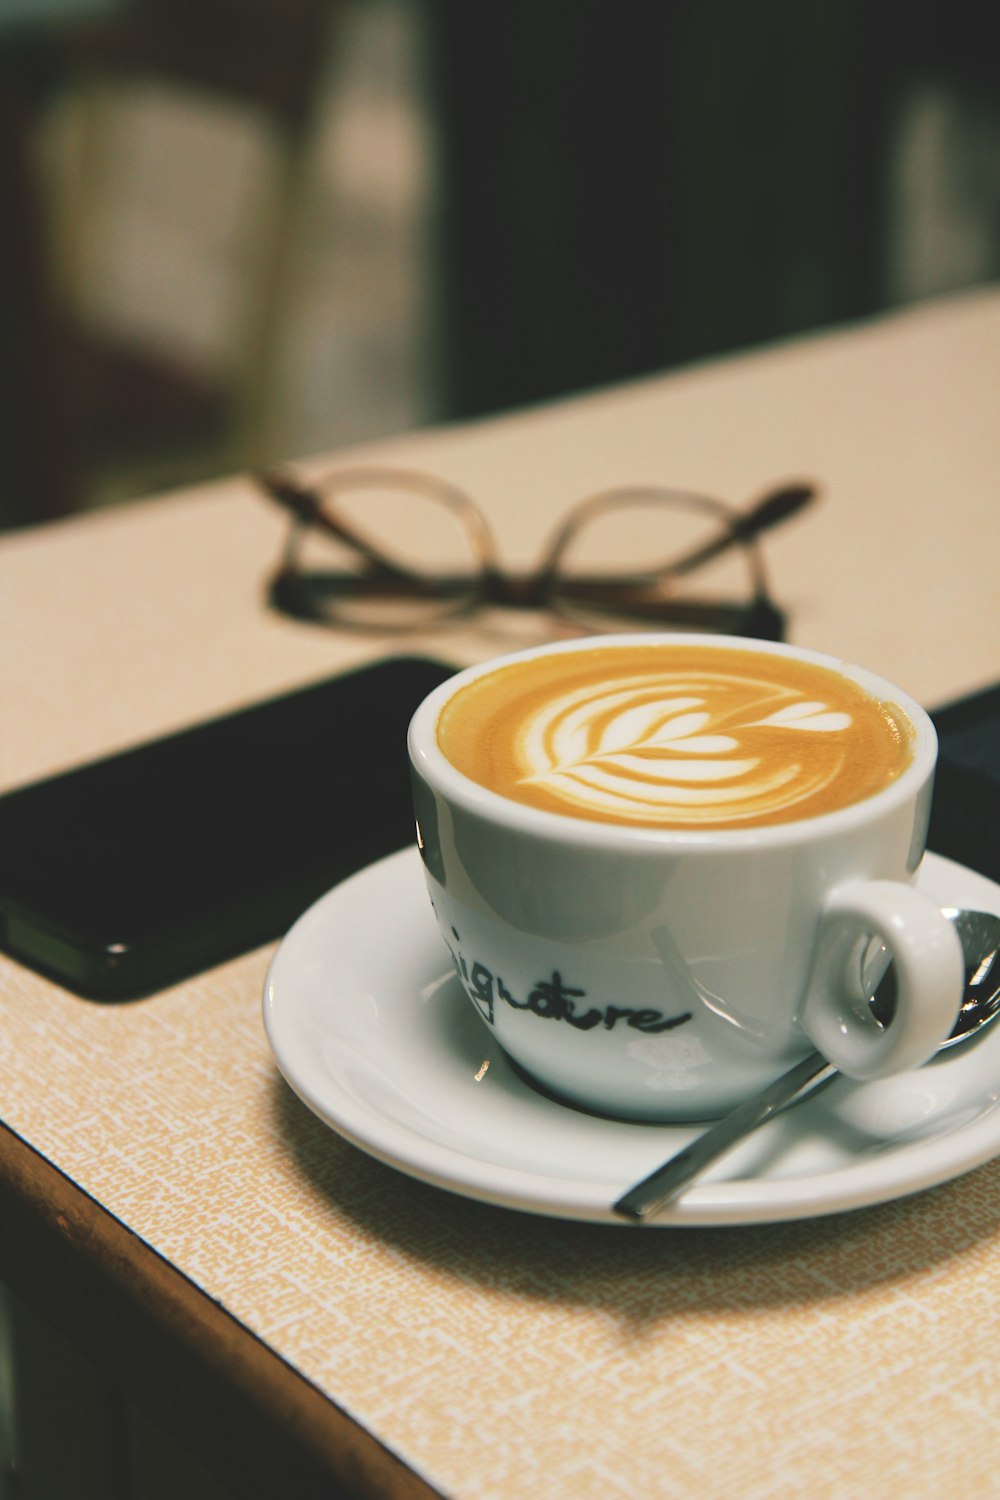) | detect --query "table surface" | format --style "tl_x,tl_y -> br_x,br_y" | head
3,288 -> 1000,1499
